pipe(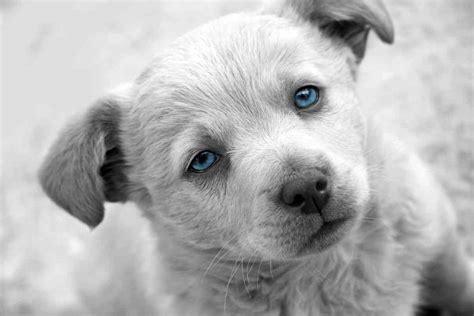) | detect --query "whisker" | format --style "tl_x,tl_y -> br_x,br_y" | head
201,235 -> 238,281
202,248 -> 227,281
224,260 -> 239,316
211,248 -> 235,276
246,256 -> 258,285
256,259 -> 263,290
240,253 -> 251,297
